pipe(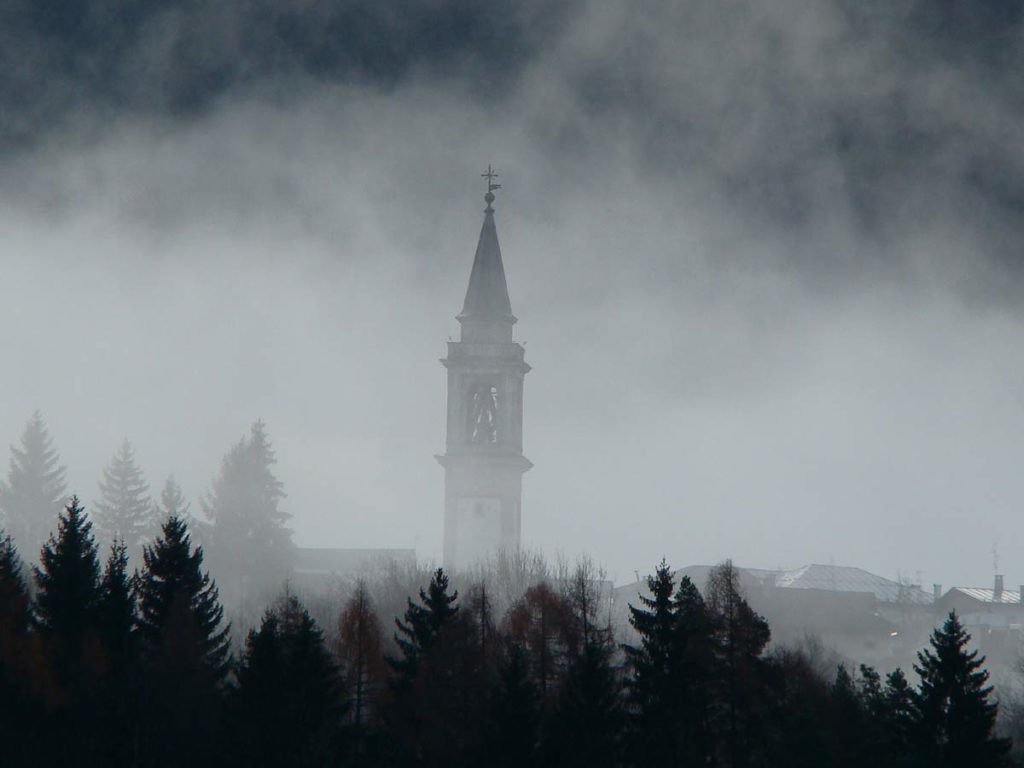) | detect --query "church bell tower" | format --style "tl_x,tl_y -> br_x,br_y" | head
438,167 -> 531,570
